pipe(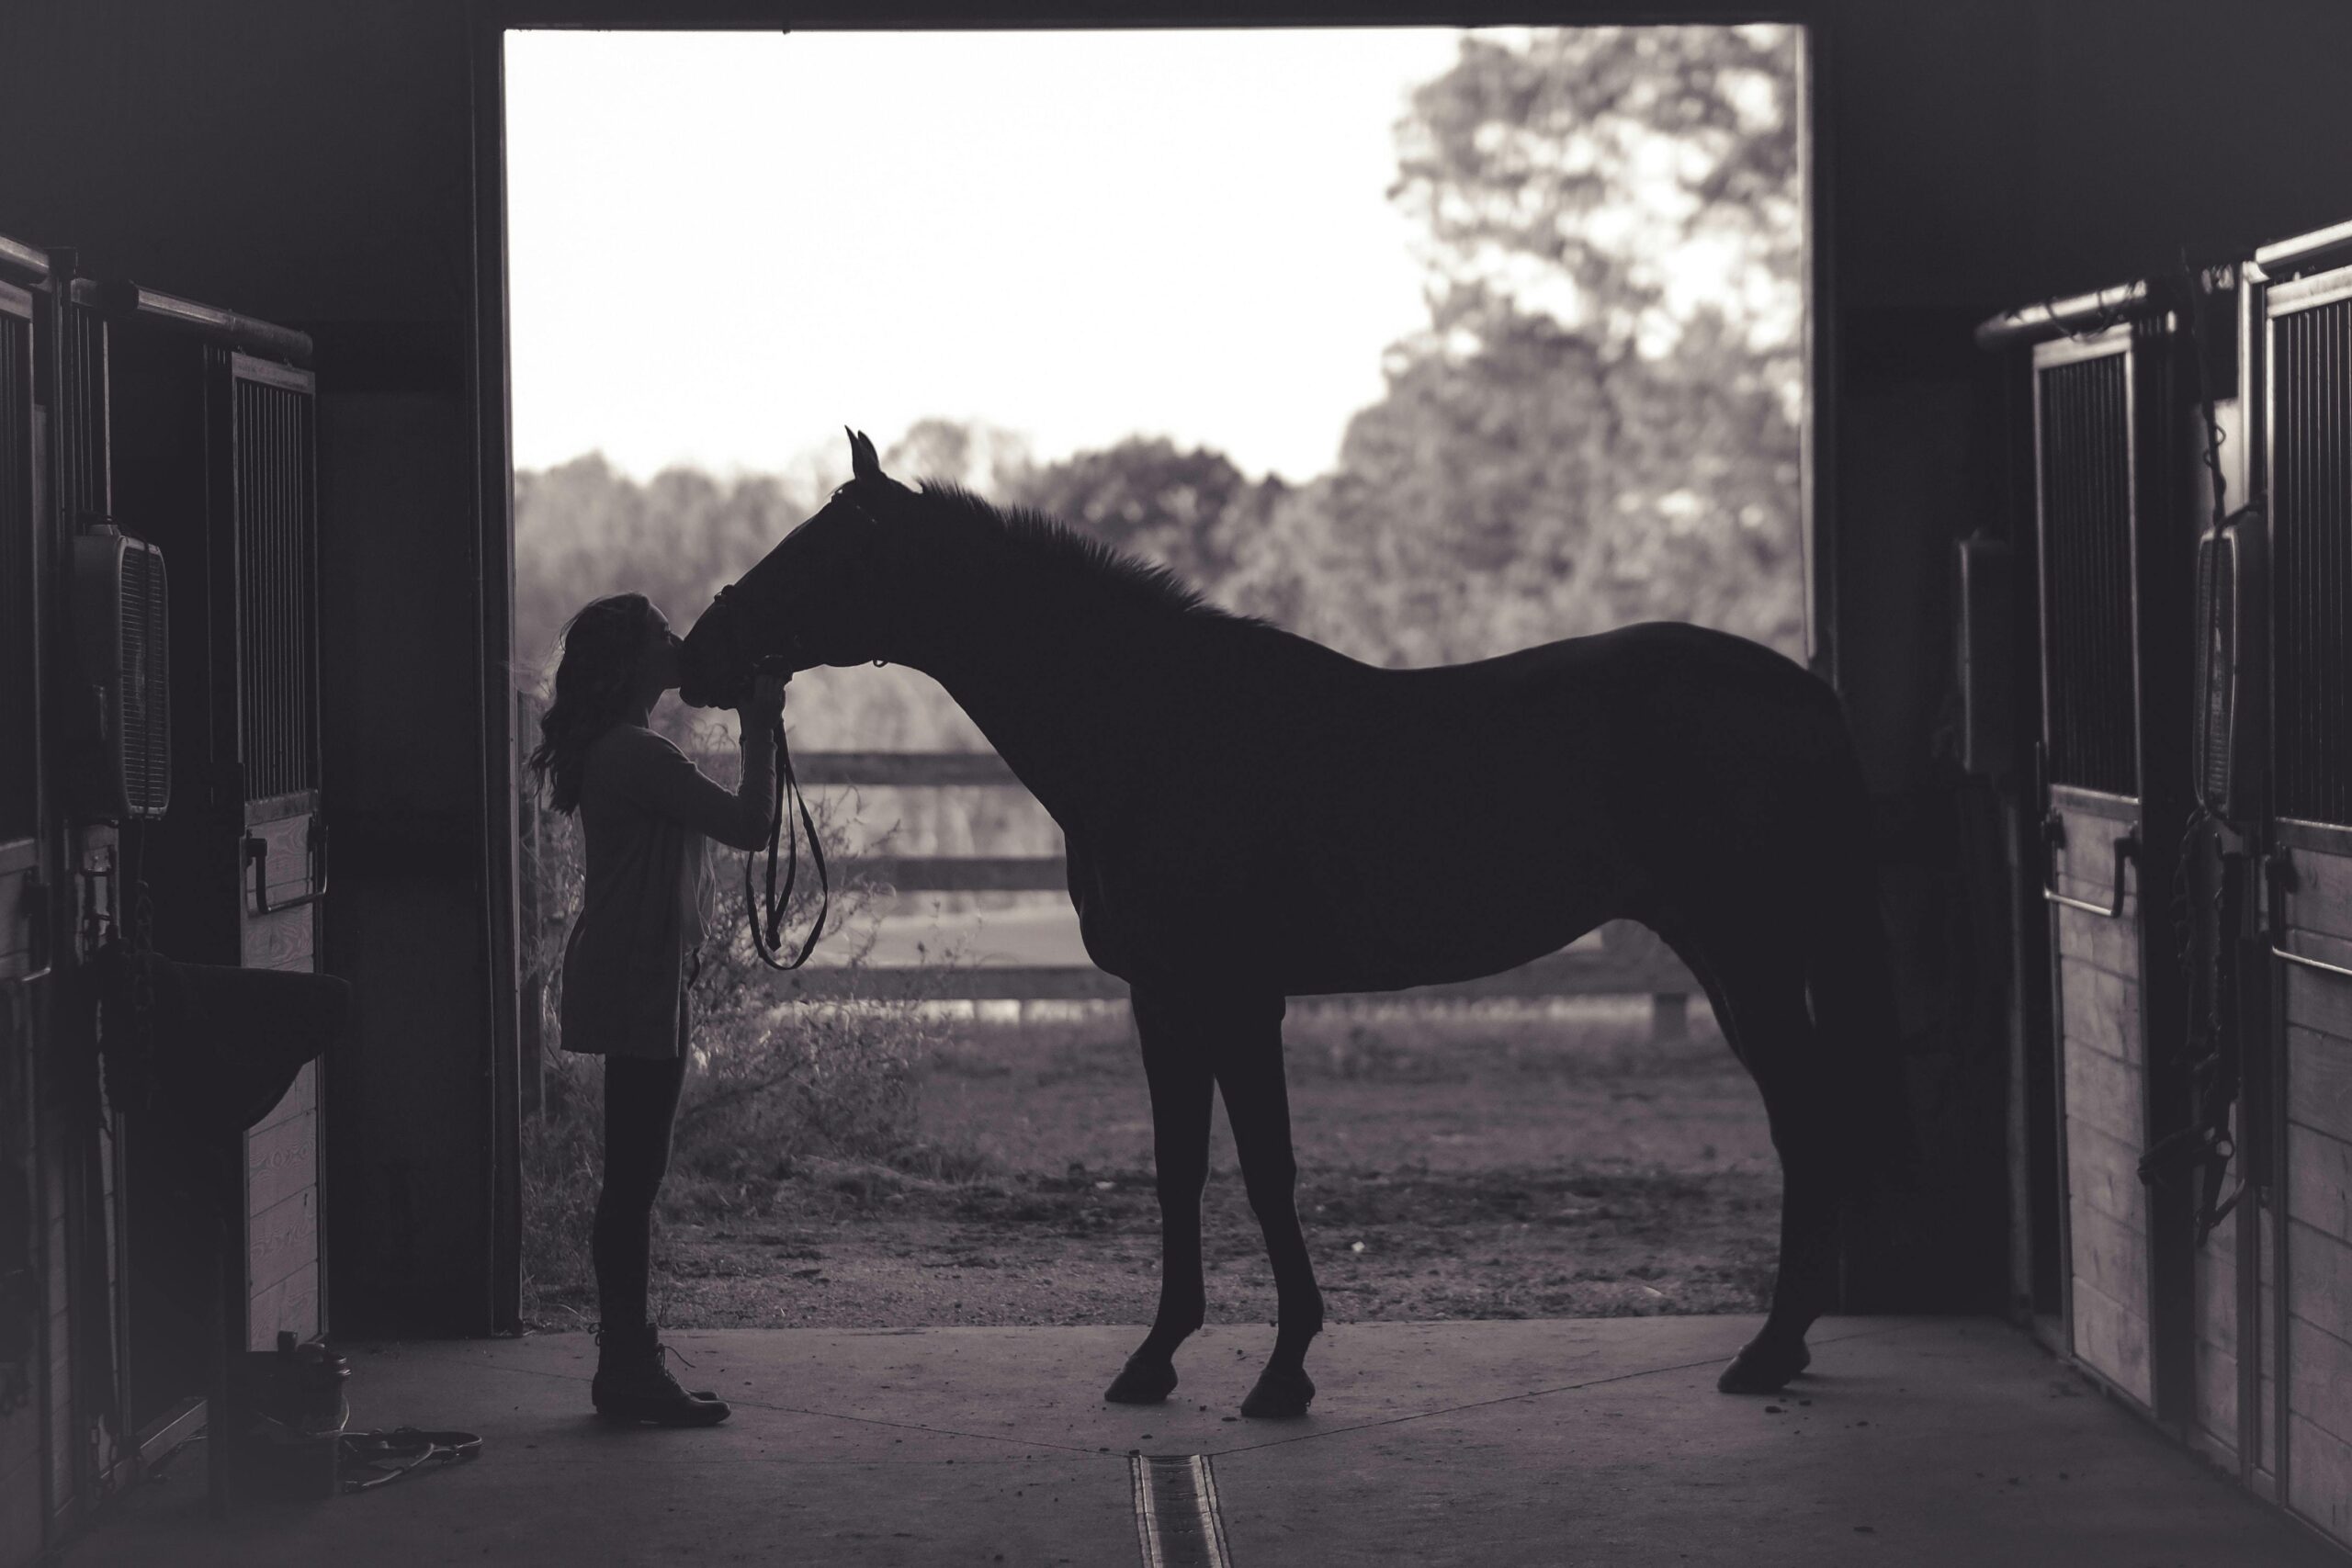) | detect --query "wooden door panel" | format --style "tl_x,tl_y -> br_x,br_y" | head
237,802 -> 319,1348
2057,955 -> 2143,1062
2071,1279 -> 2154,1399
2289,1027 -> 2352,1138
246,1109 -> 315,1218
242,807 -> 315,913
2277,837 -> 2352,1539
2194,1210 -> 2241,1451
245,1188 -> 313,1299
2050,796 -> 2154,1404
2284,955 -> 2352,1040
246,1260 -> 317,1356
241,905 -> 312,971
